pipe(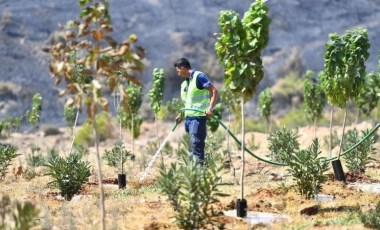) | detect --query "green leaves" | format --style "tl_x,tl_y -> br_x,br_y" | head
45,152 -> 91,200
0,145 -> 19,180
258,88 -> 272,122
26,93 -> 43,126
303,70 -> 327,123
103,140 -> 130,170
157,150 -> 228,229
283,139 -> 329,199
267,127 -> 299,163
343,129 -> 377,173
206,103 -> 224,132
0,195 -> 40,230
322,28 -> 370,108
148,68 -> 165,115
215,0 -> 271,102
355,72 -> 380,116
